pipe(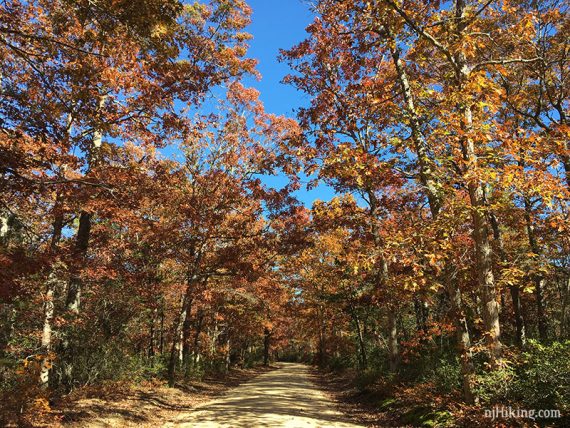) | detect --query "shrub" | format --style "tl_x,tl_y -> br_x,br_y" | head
0,358 -> 61,427
367,345 -> 390,375
138,355 -> 168,381
513,340 -> 570,412
401,406 -> 454,427
432,358 -> 462,394
473,364 -> 516,404
326,354 -> 353,373
354,368 -> 382,392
